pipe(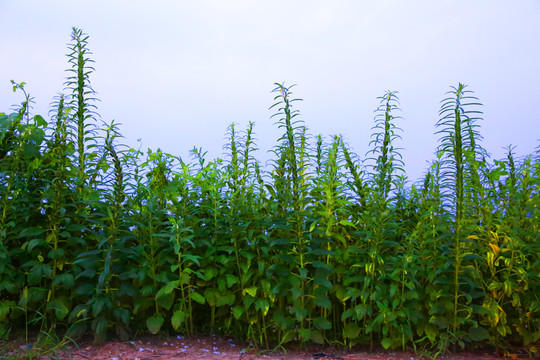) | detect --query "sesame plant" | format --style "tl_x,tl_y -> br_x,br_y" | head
0,28 -> 538,358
